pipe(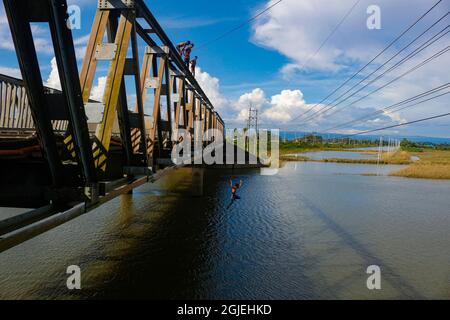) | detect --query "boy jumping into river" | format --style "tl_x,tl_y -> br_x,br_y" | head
227,179 -> 243,209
